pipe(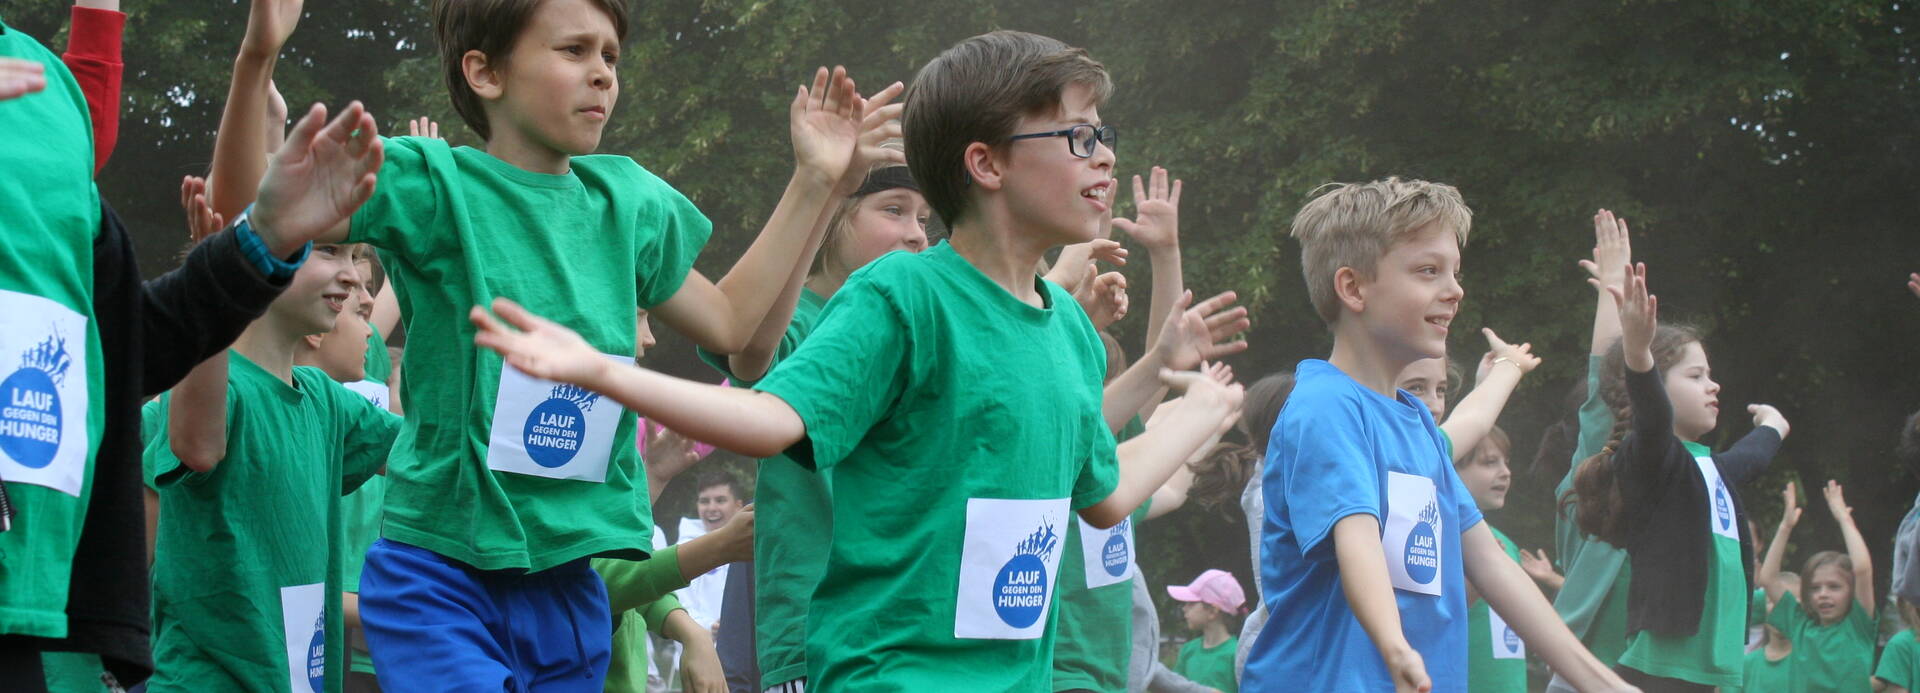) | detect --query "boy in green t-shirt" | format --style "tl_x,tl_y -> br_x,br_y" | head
1728,573 -> 1803,693
1455,426 -> 1538,693
1168,569 -> 1244,693
146,239 -> 401,693
470,30 -> 1248,691
1876,600 -> 1920,693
